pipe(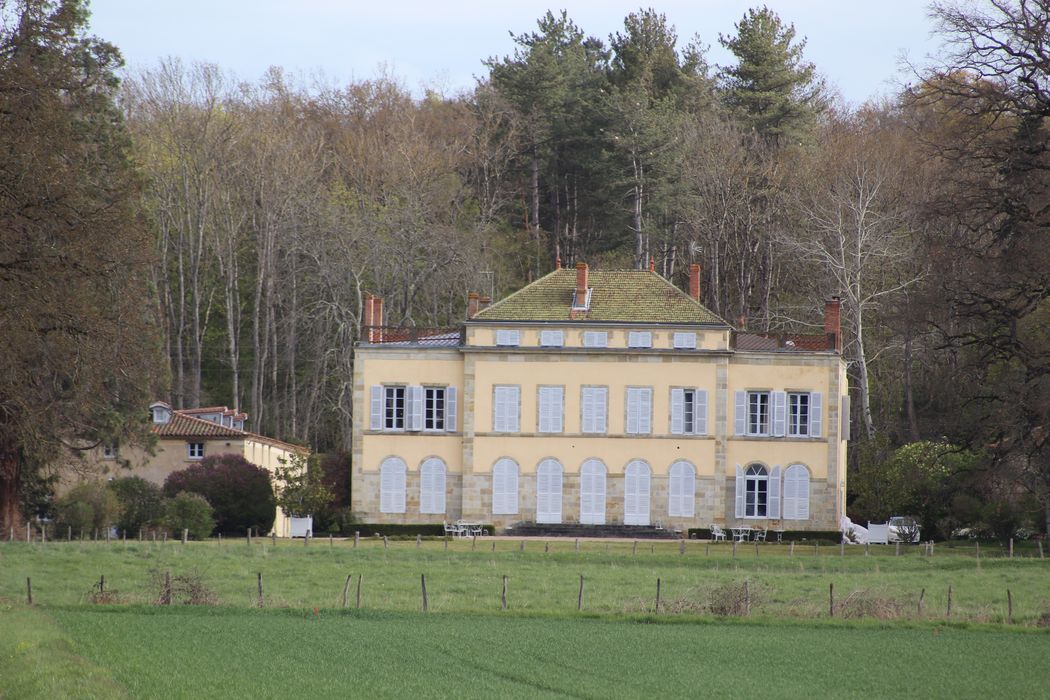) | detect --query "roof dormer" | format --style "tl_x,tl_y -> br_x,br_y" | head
150,401 -> 172,424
